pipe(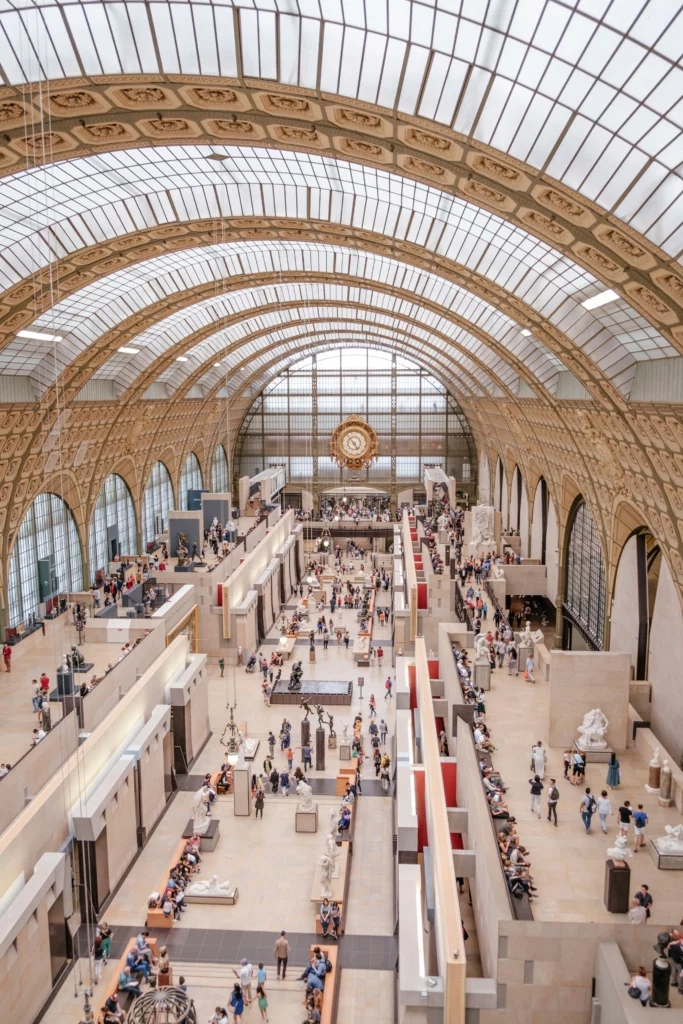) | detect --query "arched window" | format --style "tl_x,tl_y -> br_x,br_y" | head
7,493 -> 83,626
179,452 -> 203,510
564,501 -> 606,649
142,462 -> 174,549
211,444 -> 229,492
89,474 -> 137,580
